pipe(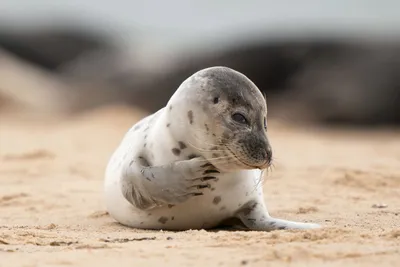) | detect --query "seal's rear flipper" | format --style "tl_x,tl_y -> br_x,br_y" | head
236,200 -> 321,231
